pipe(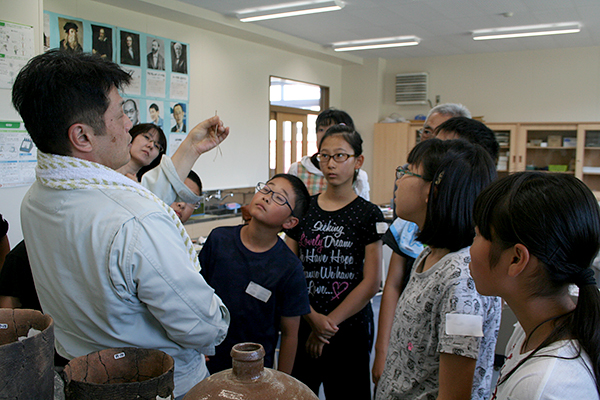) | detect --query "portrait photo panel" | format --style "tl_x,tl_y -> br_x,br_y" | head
120,30 -> 140,66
